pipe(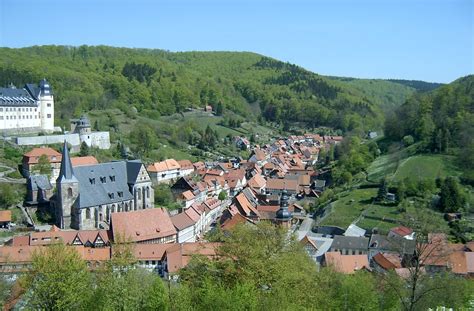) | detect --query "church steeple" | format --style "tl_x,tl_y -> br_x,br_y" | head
57,141 -> 76,182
